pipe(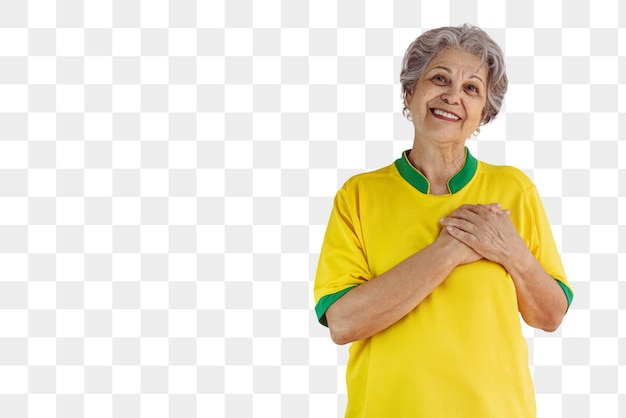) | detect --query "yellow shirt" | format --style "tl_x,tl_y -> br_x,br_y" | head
314,149 -> 572,418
